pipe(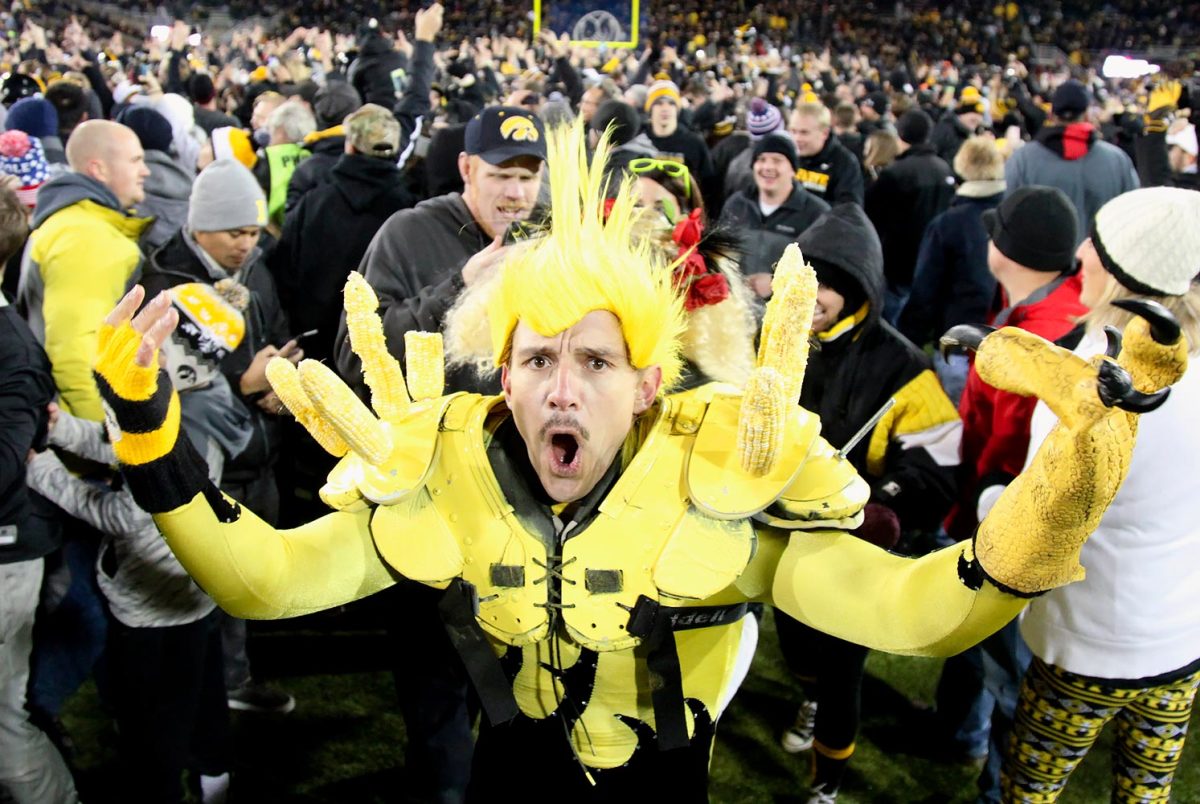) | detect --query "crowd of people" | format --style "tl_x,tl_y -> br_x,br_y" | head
1,0 -> 1198,802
